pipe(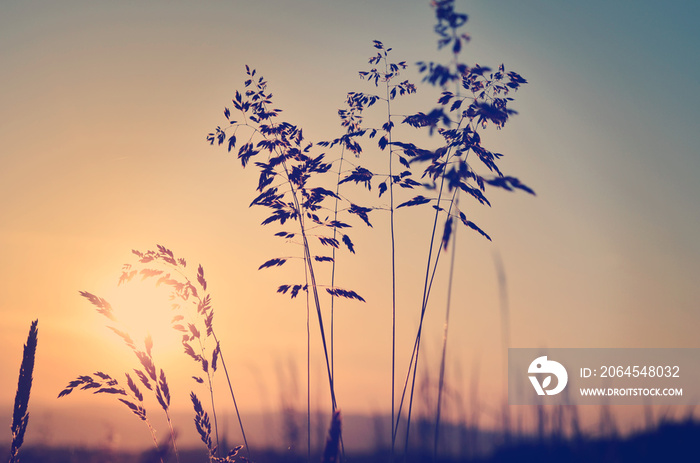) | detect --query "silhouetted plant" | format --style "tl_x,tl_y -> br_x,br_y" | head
320,0 -> 532,457
321,41 -> 417,457
8,319 -> 38,463
60,247 -> 251,463
207,66 -> 371,452
120,245 -> 250,459
122,245 -> 251,461
320,411 -> 342,463
58,1 -> 531,460
59,293 -> 180,463
207,0 -> 531,459
59,250 -> 247,462
191,392 -> 245,462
